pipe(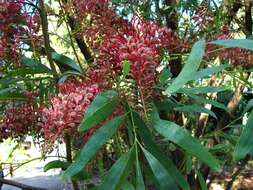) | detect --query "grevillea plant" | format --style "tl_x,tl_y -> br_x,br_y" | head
1,1 -> 253,190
